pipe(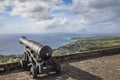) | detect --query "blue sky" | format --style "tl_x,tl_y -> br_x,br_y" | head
63,0 -> 72,5
0,0 -> 120,34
